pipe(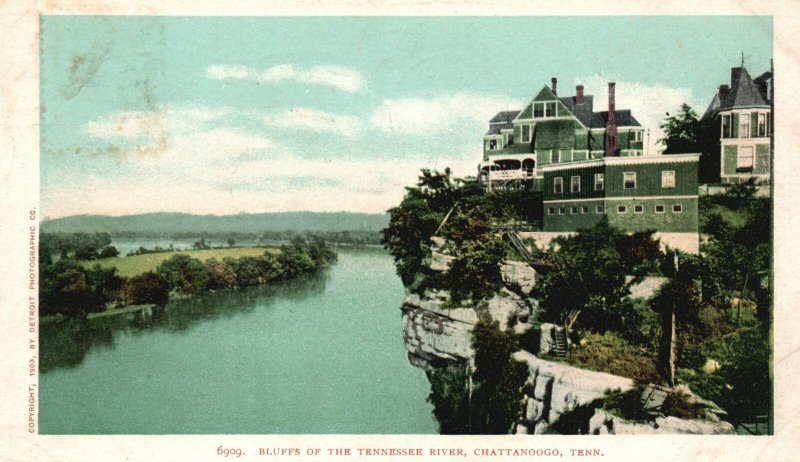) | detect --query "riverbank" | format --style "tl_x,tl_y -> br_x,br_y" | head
81,246 -> 279,278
